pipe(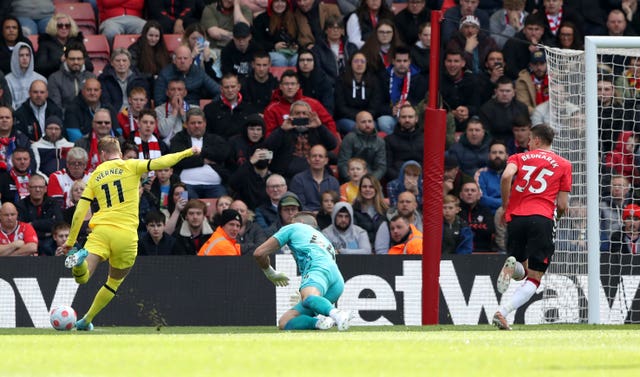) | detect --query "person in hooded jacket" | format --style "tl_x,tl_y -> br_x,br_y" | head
5,42 -> 46,110
386,160 -> 423,209
322,202 -> 372,254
